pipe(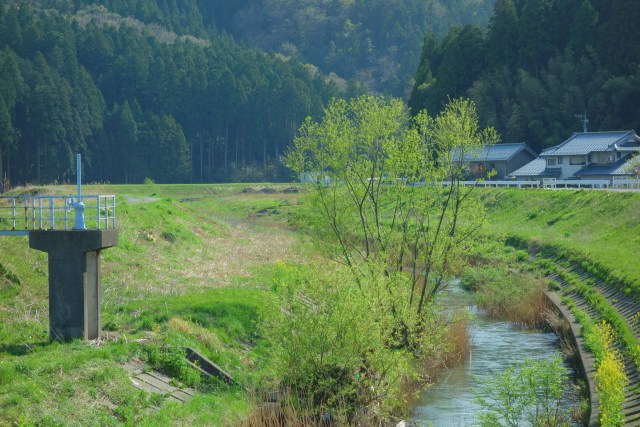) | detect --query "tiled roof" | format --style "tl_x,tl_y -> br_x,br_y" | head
576,155 -> 634,177
509,158 -> 561,177
452,143 -> 535,162
542,131 -> 638,156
